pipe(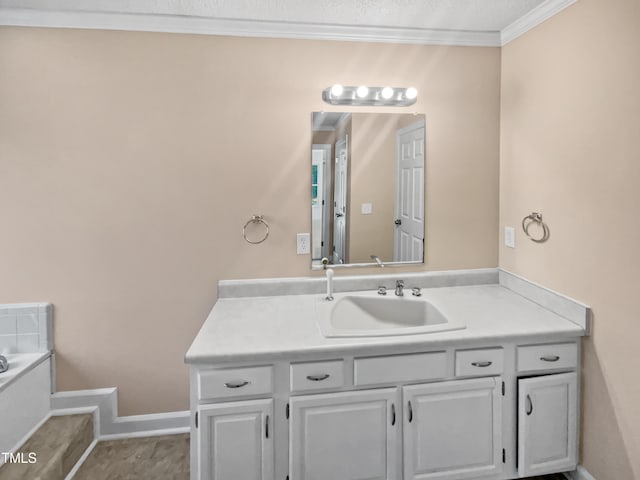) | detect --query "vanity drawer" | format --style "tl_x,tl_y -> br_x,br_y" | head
198,365 -> 273,401
354,352 -> 447,386
455,348 -> 504,377
290,360 -> 344,392
517,342 -> 578,372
